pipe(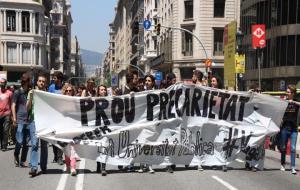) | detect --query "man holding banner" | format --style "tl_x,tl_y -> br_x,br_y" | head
27,73 -> 48,177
